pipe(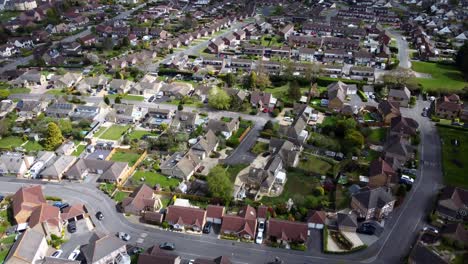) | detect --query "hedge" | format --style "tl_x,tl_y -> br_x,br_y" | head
357,90 -> 368,102
324,244 -> 368,254
45,196 -> 63,201
435,123 -> 468,131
